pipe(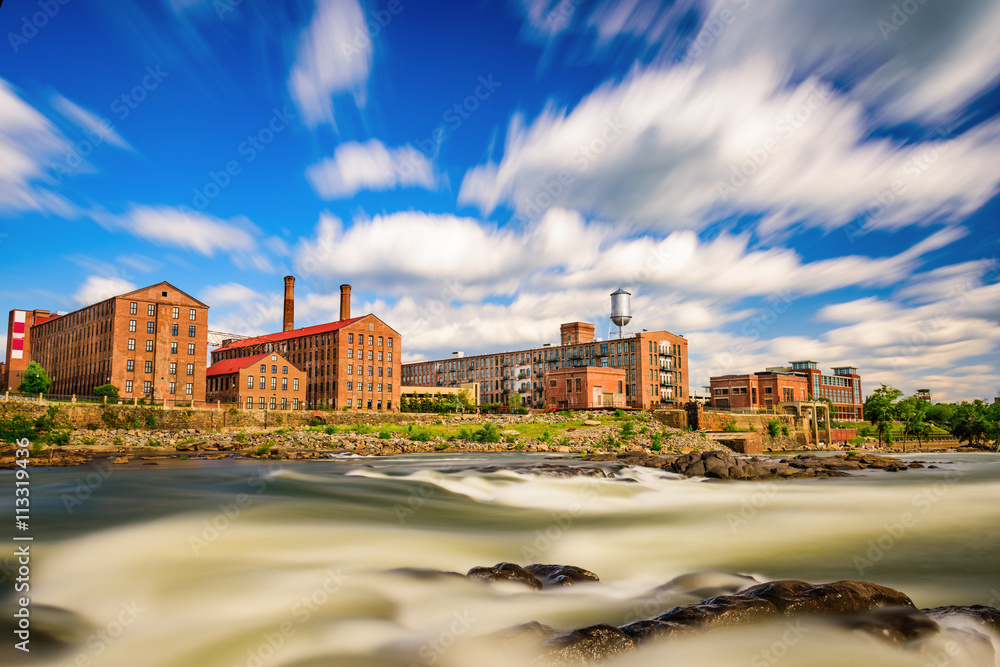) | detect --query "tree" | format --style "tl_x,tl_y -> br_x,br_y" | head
863,385 -> 903,448
93,383 -> 120,399
507,392 -> 522,411
950,400 -> 989,447
17,361 -> 52,394
896,395 -> 928,453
